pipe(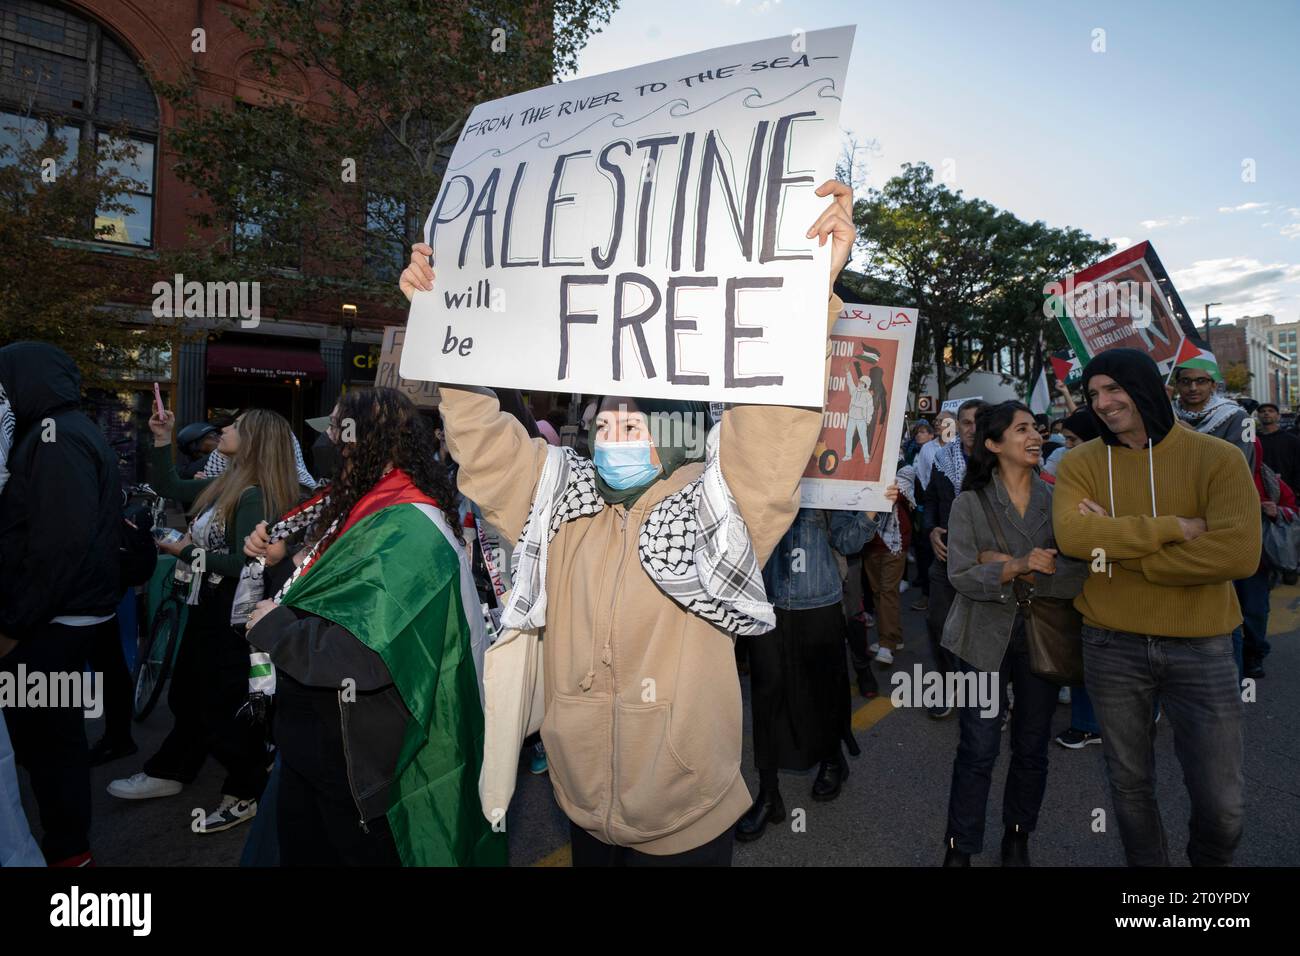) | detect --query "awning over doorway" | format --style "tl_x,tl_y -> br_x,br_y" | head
207,343 -> 326,381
